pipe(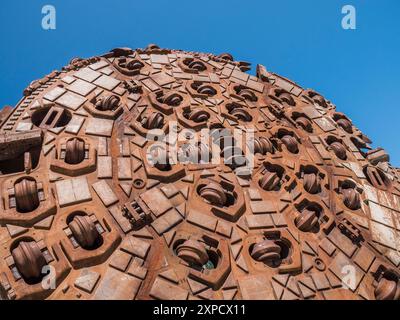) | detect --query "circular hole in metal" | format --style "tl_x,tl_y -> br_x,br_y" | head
184,58 -> 206,71
31,106 -> 72,129
314,257 -> 326,271
133,178 -> 145,189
